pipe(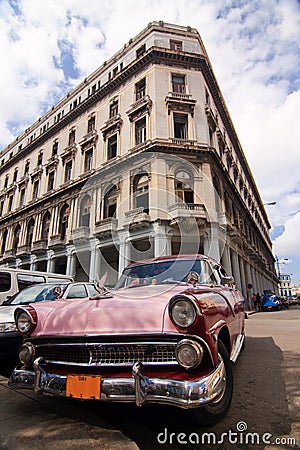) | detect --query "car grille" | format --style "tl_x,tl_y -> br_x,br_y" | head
35,342 -> 178,367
